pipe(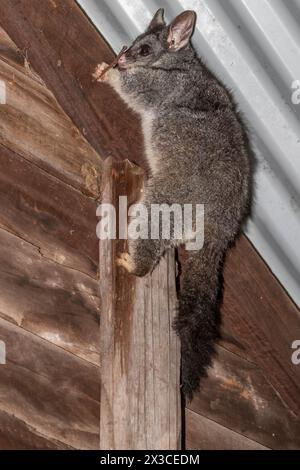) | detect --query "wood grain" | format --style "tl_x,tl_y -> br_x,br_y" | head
0,317 -> 99,449
0,227 -> 100,364
187,237 -> 300,449
0,27 -> 101,360
0,25 -> 102,449
99,159 -> 181,450
186,410 -> 268,450
0,410 -> 72,450
0,142 -> 99,278
222,236 -> 300,418
0,27 -> 24,68
188,345 -> 300,449
0,47 -> 102,197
